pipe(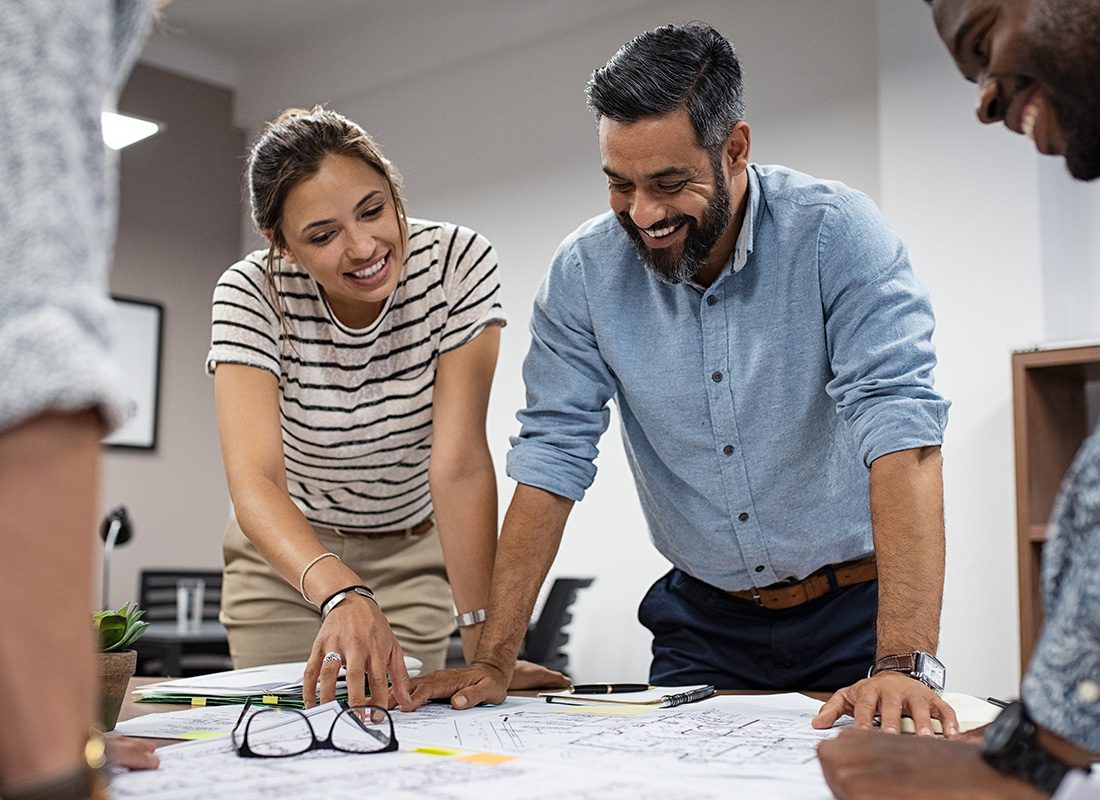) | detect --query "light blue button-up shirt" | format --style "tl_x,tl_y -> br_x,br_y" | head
507,164 -> 949,591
